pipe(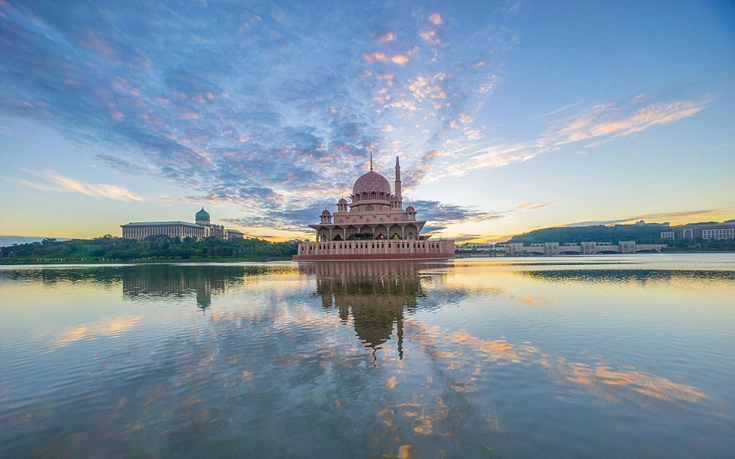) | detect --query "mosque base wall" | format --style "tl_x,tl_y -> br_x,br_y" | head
293,240 -> 455,261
